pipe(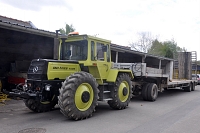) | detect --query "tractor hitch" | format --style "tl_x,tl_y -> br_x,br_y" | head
3,89 -> 37,99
